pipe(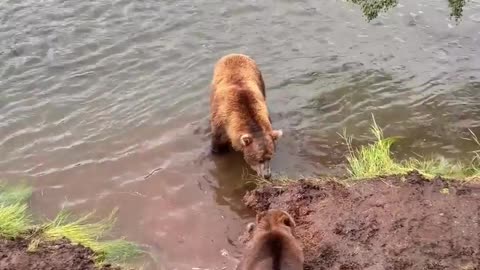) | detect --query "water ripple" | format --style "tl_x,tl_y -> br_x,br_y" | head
2,0 -> 480,268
